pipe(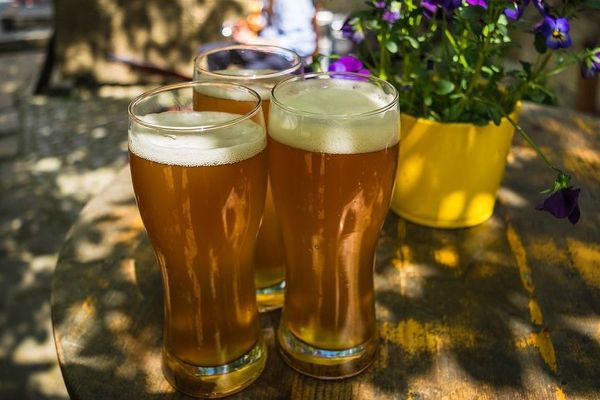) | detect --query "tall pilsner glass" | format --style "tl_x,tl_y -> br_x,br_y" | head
128,82 -> 268,397
269,72 -> 400,379
194,45 -> 302,312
